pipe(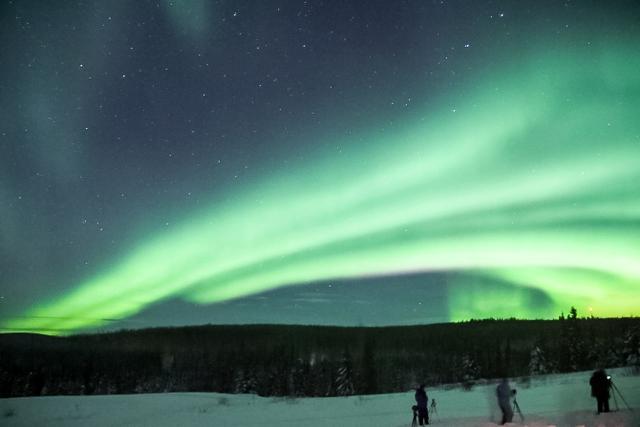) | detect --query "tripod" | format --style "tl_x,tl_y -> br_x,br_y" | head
610,380 -> 633,412
512,397 -> 524,422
